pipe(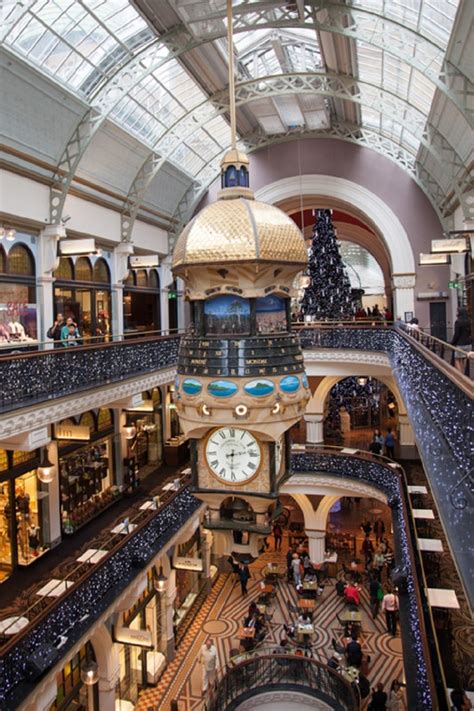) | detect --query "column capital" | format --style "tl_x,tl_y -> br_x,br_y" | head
304,413 -> 324,423
305,529 -> 326,539
38,224 -> 65,273
113,242 -> 134,284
